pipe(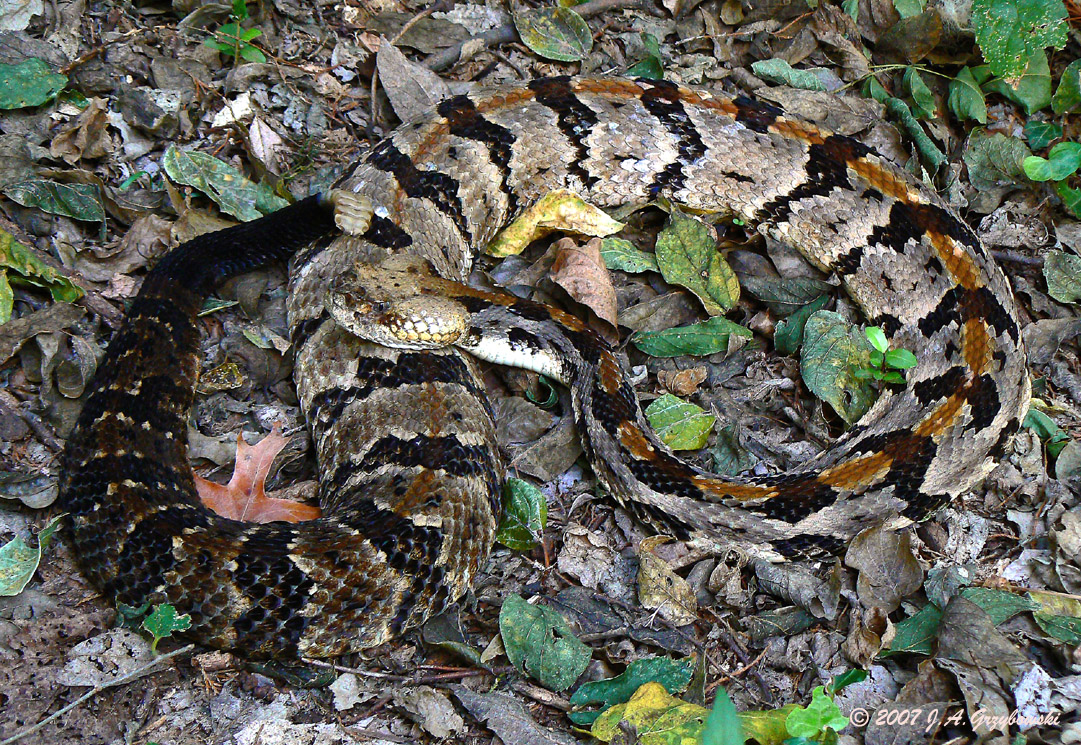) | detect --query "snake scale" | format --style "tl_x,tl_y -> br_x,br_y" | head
59,76 -> 1029,658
